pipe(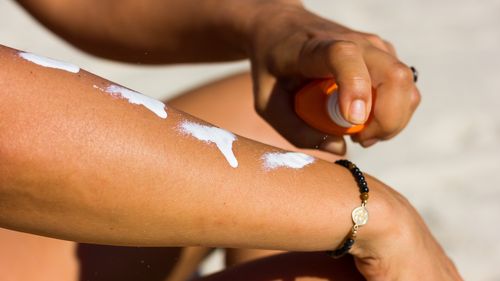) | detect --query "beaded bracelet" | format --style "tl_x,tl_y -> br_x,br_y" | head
327,159 -> 369,258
